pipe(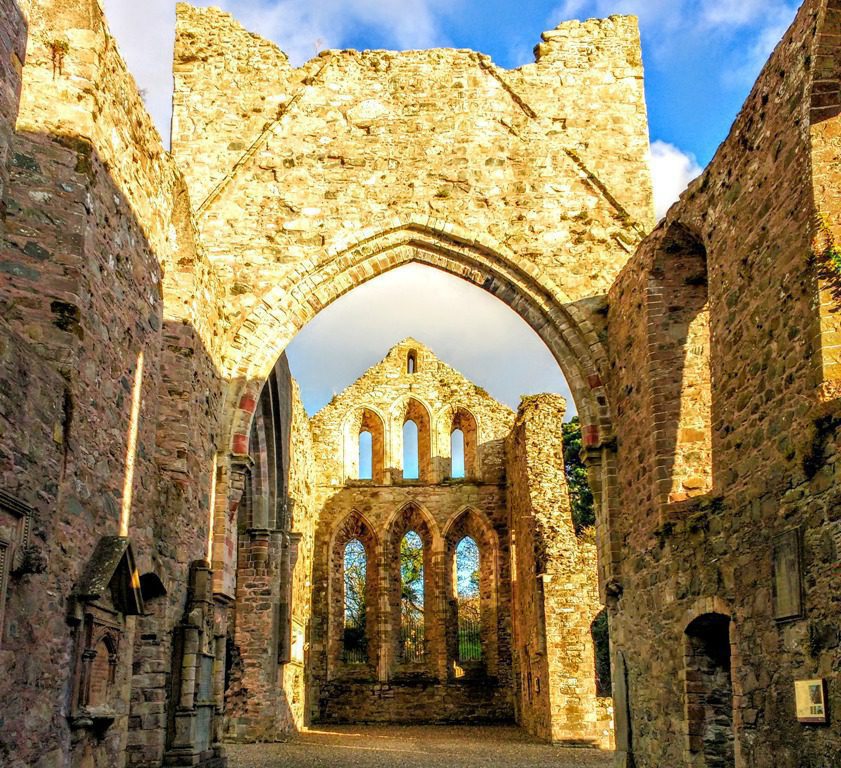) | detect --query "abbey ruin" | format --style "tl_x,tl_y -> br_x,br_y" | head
0,0 -> 839,767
